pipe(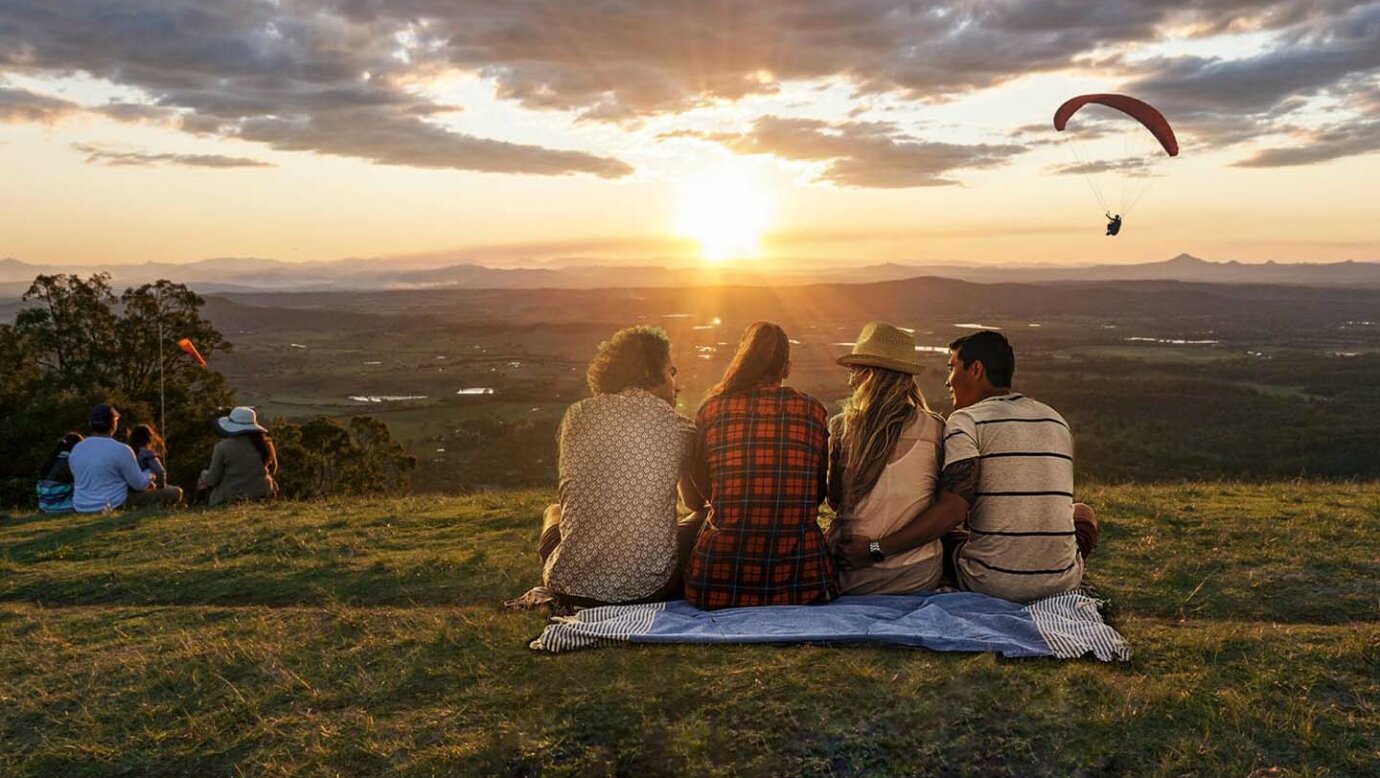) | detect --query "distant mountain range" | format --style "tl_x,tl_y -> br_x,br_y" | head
4,253 -> 1380,295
